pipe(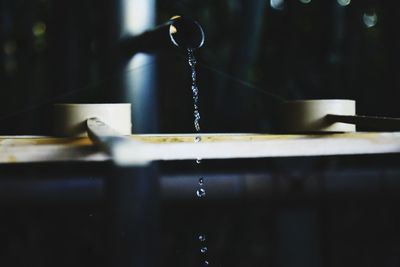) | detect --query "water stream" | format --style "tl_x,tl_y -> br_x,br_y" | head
188,48 -> 209,266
